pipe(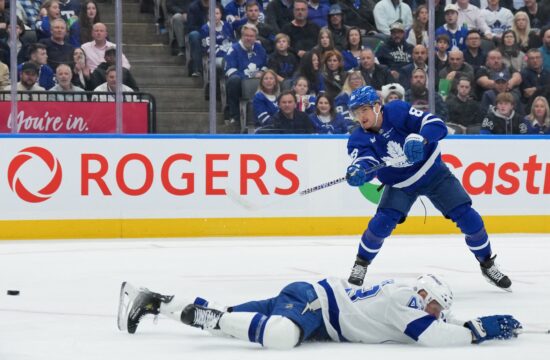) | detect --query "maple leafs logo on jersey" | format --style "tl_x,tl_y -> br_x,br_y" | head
381,141 -> 411,168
